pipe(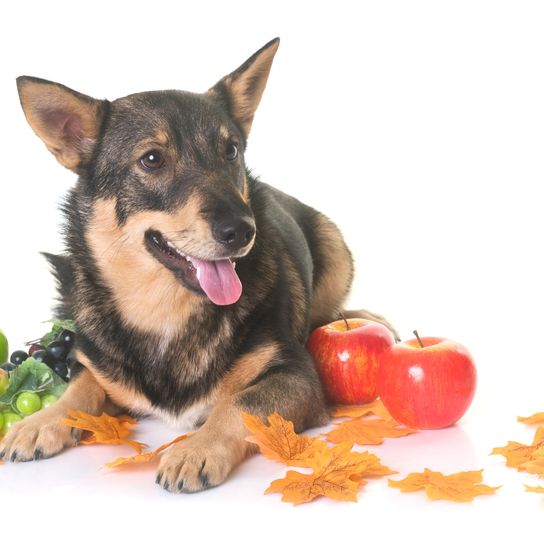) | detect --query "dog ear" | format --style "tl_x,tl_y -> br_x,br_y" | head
208,38 -> 280,139
16,76 -> 108,173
